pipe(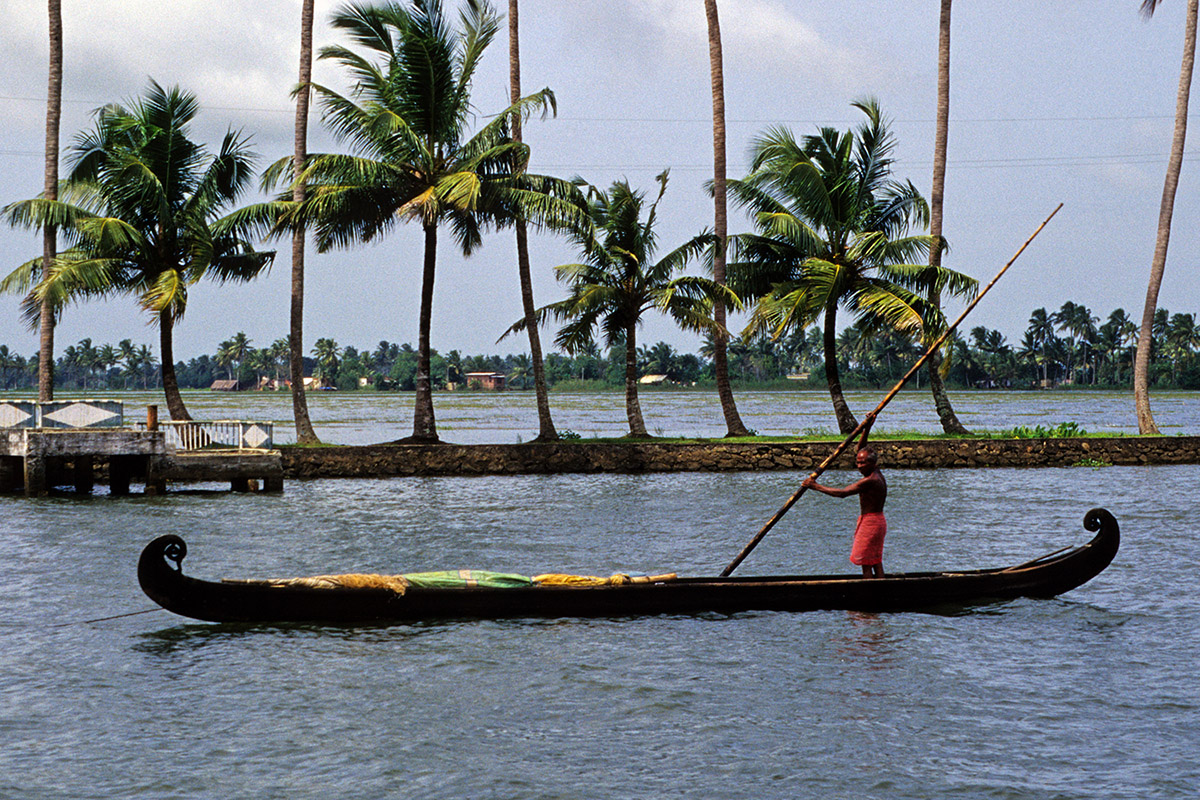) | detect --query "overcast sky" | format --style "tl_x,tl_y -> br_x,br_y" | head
1,0 -> 1197,362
